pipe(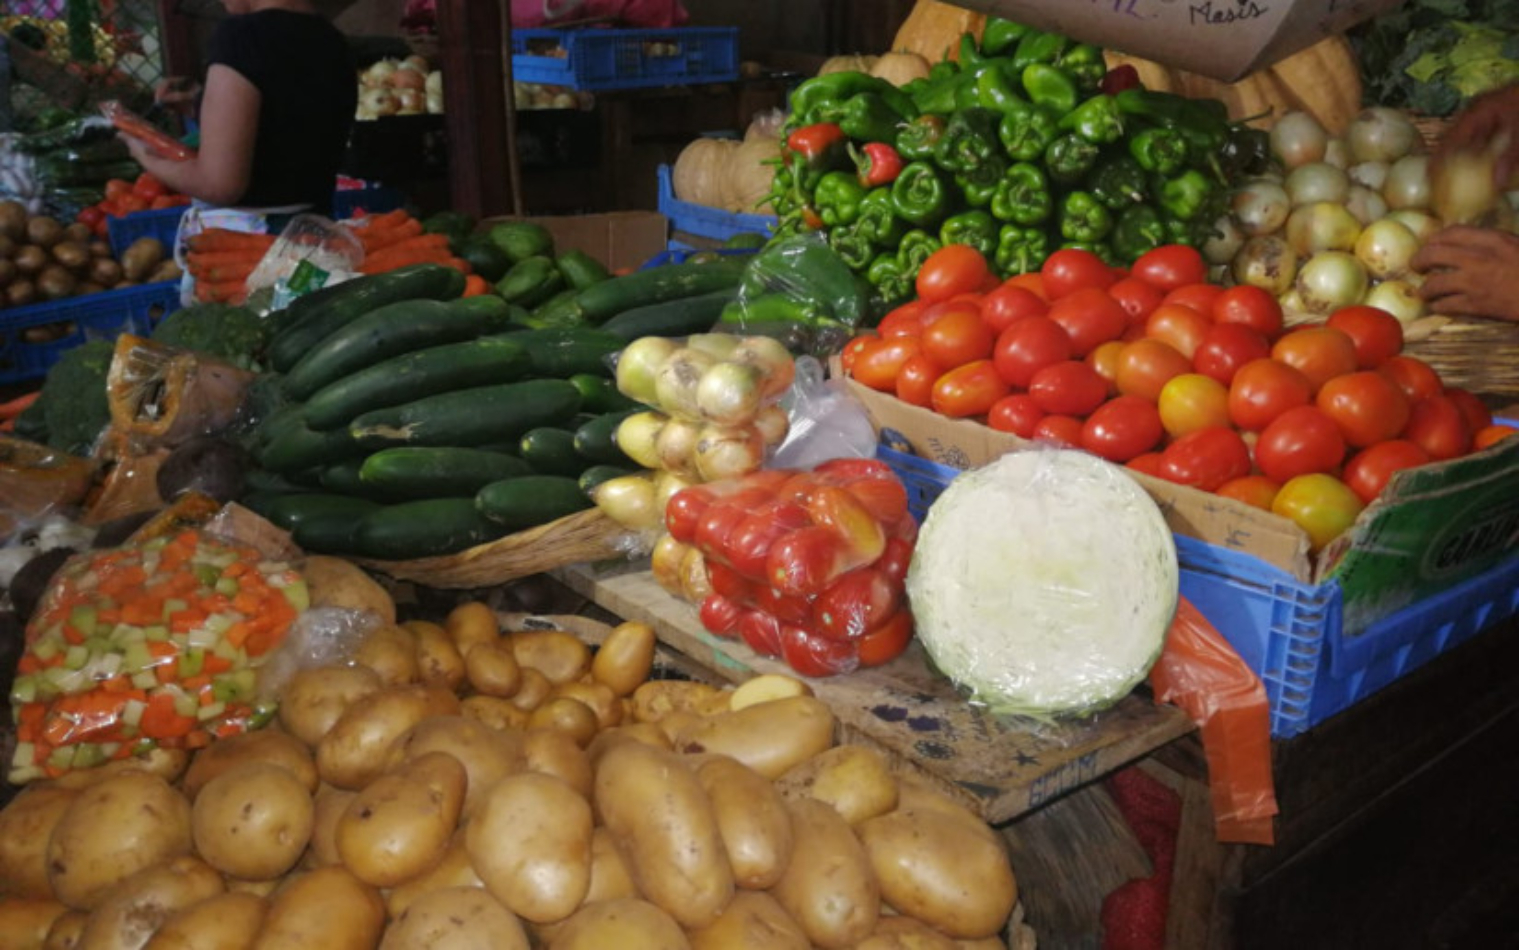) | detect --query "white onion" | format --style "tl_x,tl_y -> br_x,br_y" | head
653,348 -> 717,419
695,361 -> 765,426
1344,184 -> 1390,226
653,470 -> 694,515
593,474 -> 661,531
686,332 -> 742,361
615,412 -> 668,469
1364,279 -> 1426,325
1431,146 -> 1501,225
655,418 -> 704,478
1202,213 -> 1245,266
1349,161 -> 1389,191
752,404 -> 790,446
1296,251 -> 1370,314
730,335 -> 796,399
693,425 -> 766,481
1278,288 -> 1316,327
615,336 -> 678,406
1323,138 -> 1352,169
1285,162 -> 1351,207
1232,235 -> 1298,296
1348,107 -> 1421,164
1386,209 -> 1443,242
1354,218 -> 1420,280
1232,179 -> 1291,236
650,534 -> 690,596
1270,110 -> 1329,169
1384,155 -> 1432,210
1285,201 -> 1363,256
